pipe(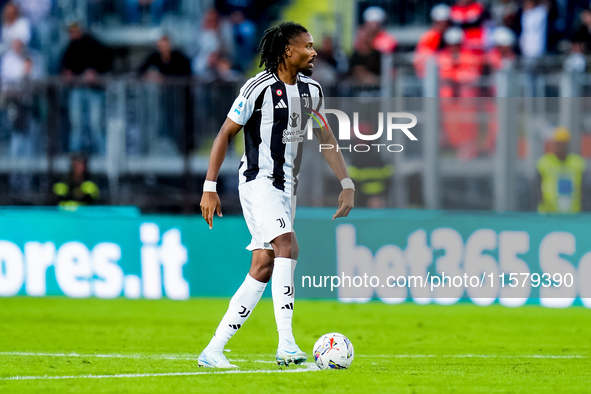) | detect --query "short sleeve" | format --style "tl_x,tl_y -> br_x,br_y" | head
227,90 -> 255,126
